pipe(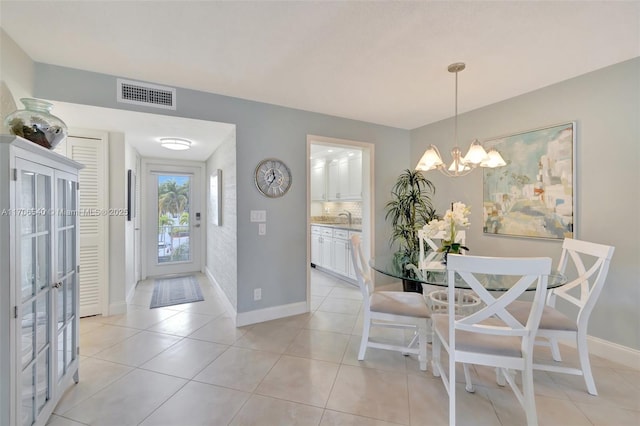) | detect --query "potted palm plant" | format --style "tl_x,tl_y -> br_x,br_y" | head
385,169 -> 438,291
